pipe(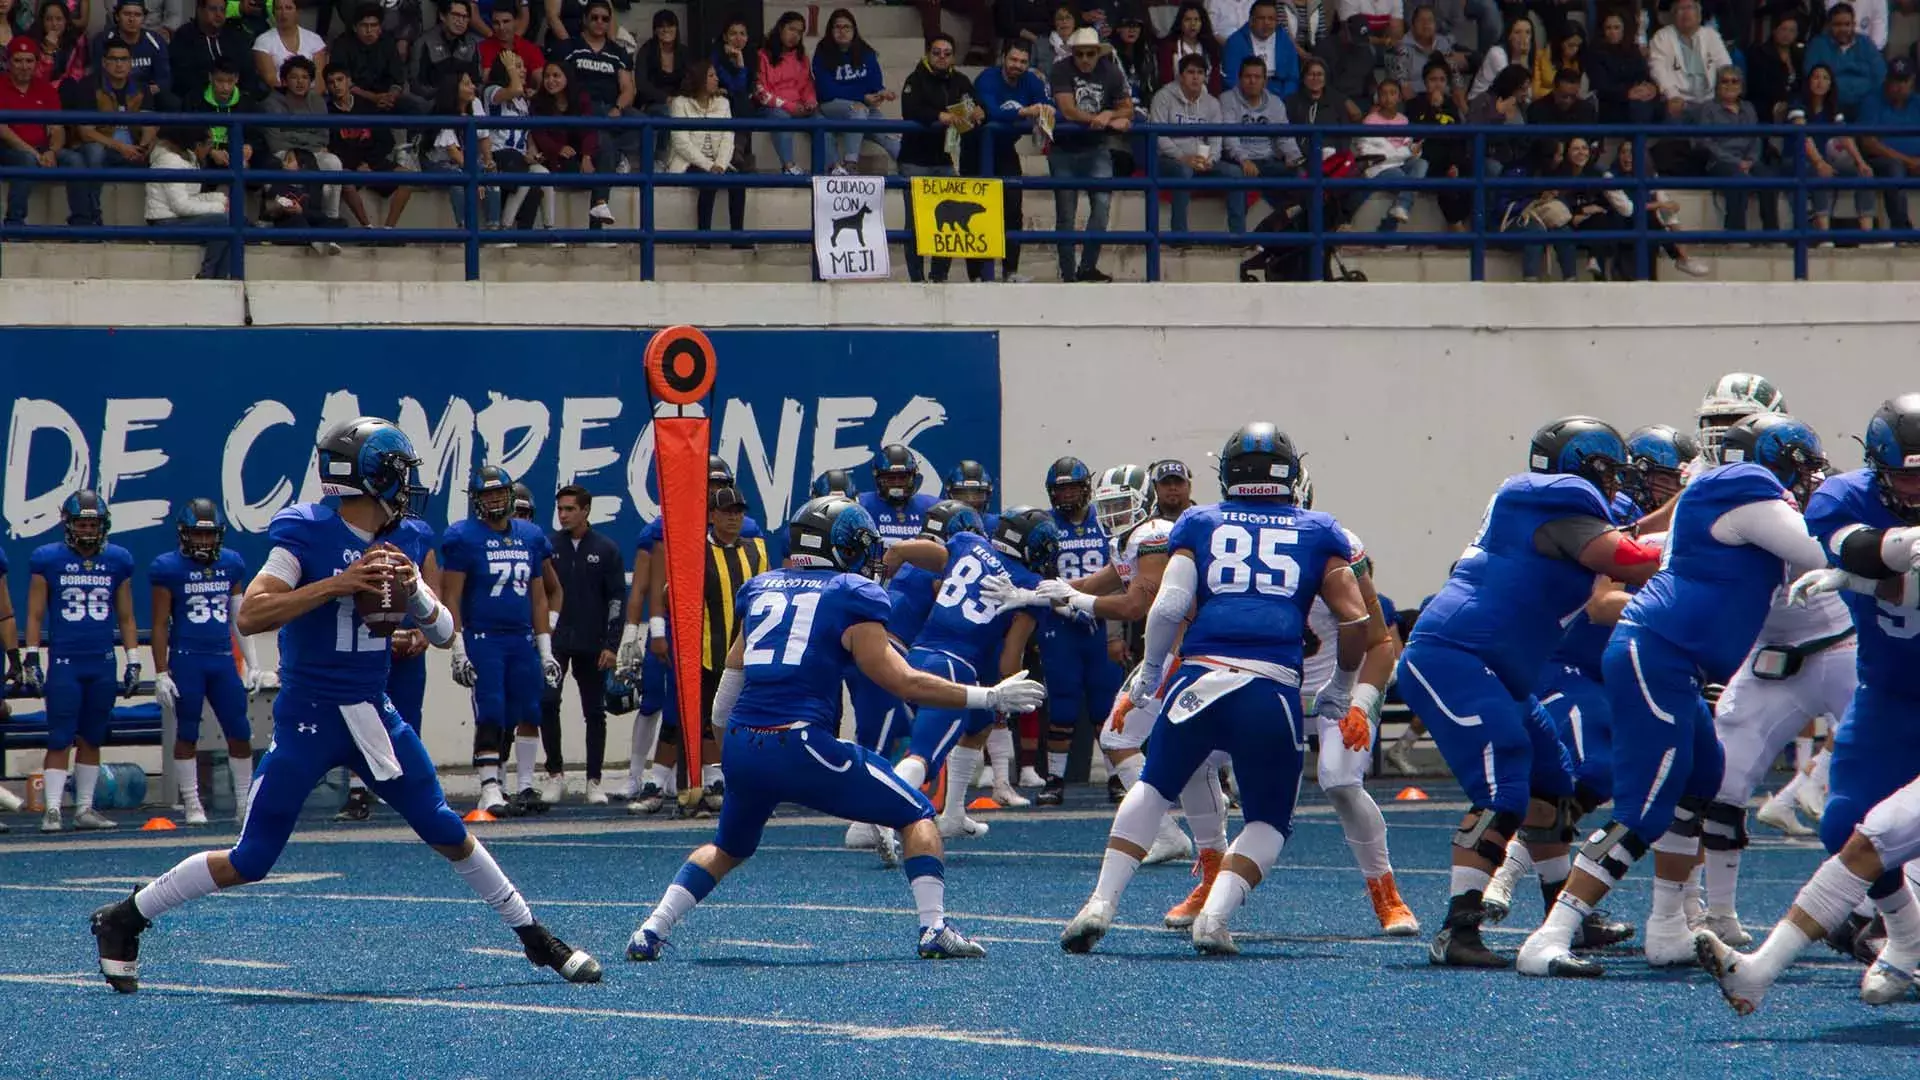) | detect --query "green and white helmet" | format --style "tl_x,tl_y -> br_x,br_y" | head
1093,464 -> 1152,534
1698,372 -> 1788,461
